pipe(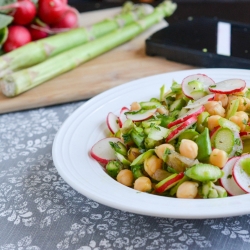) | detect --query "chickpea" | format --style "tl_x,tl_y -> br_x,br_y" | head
214,94 -> 228,108
235,111 -> 249,121
134,177 -> 152,192
179,139 -> 198,159
157,106 -> 168,115
237,97 -> 250,111
127,148 -> 141,162
130,102 -> 141,111
228,96 -> 250,111
209,148 -> 228,168
144,155 -> 163,177
176,181 -> 199,199
207,115 -> 221,131
155,143 -> 175,159
229,111 -> 248,132
116,169 -> 134,187
204,101 -> 225,117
